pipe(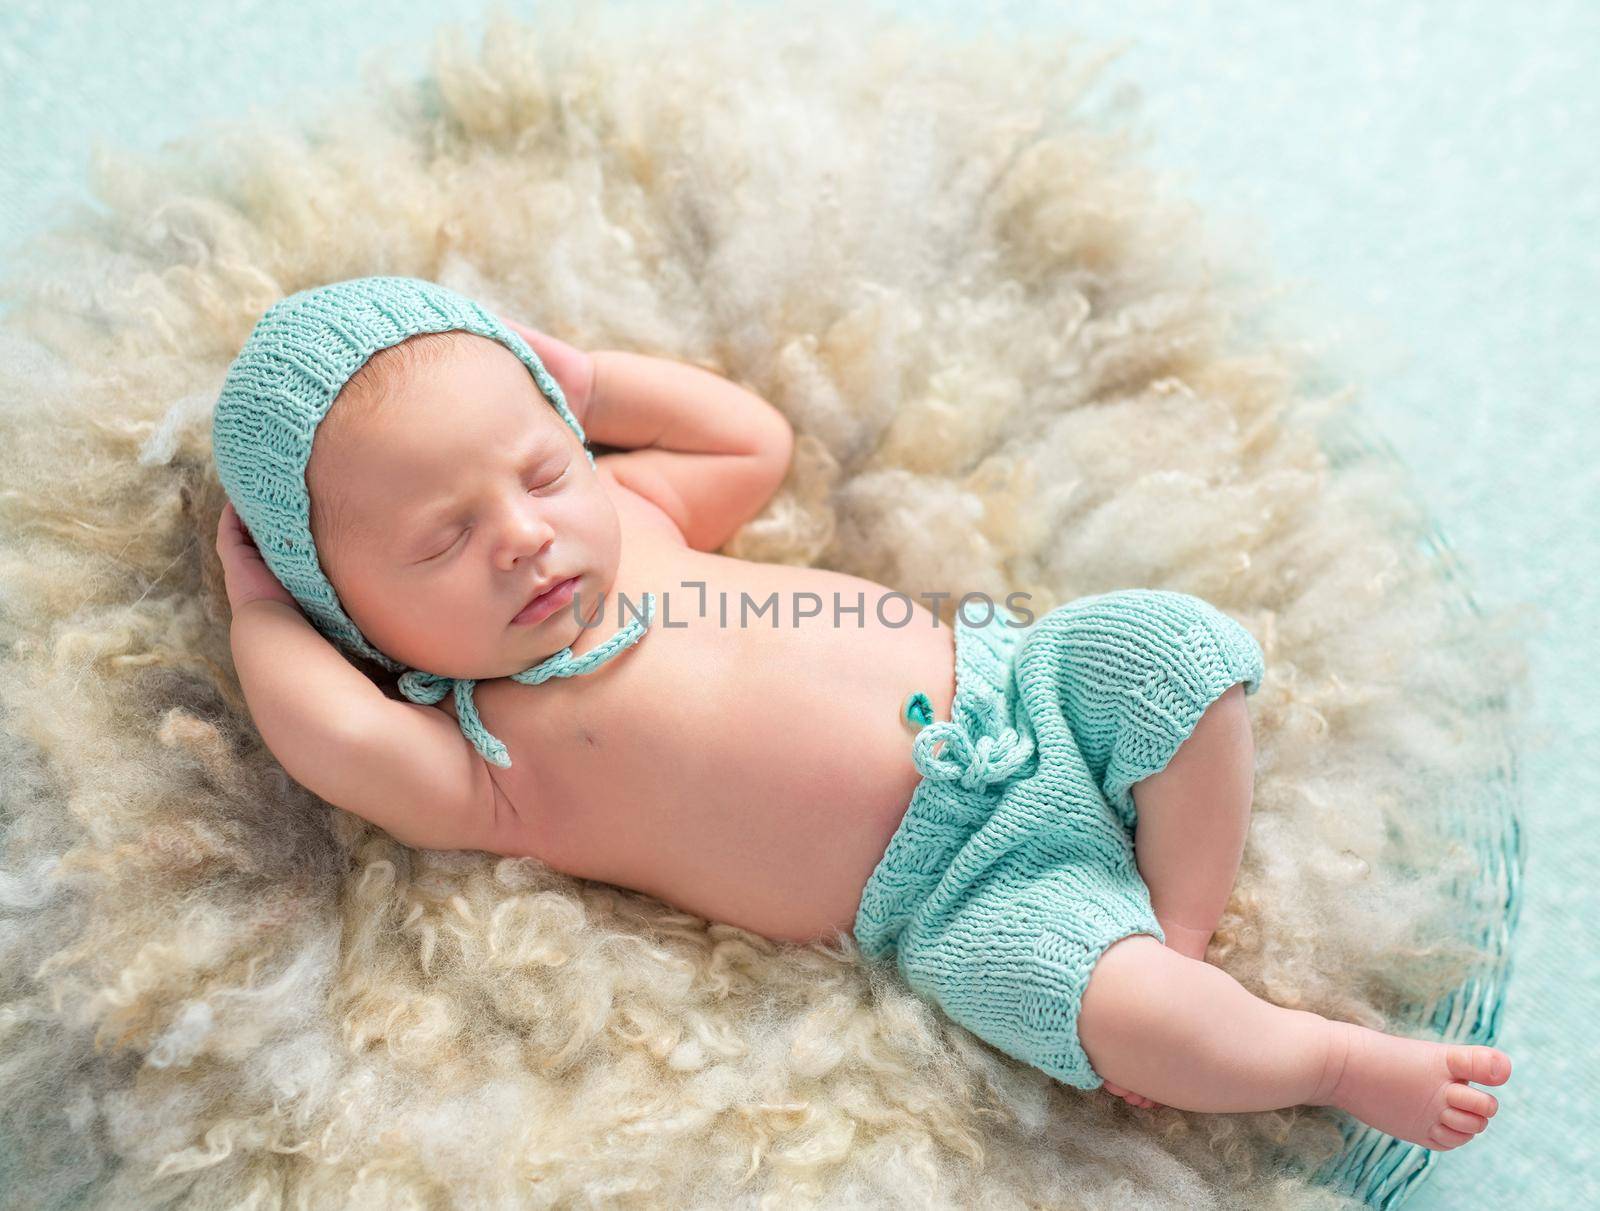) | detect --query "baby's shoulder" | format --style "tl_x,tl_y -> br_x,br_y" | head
596,457 -> 689,548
